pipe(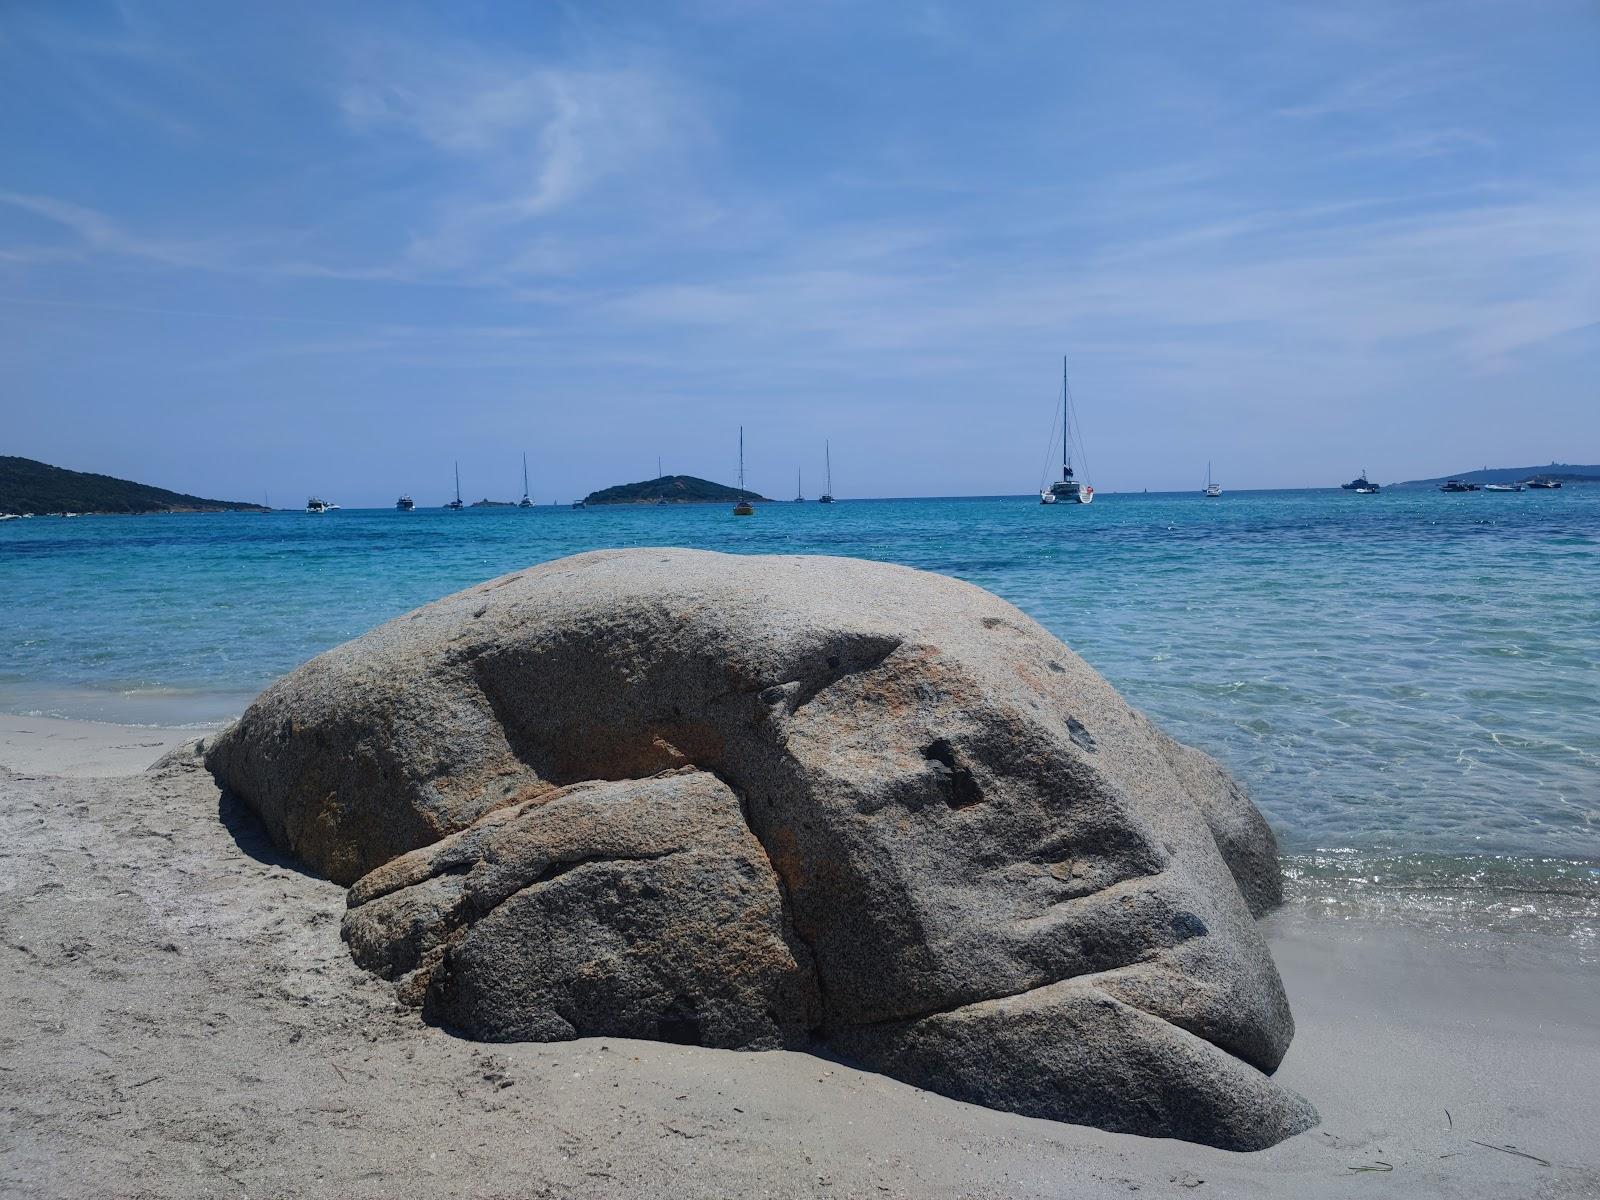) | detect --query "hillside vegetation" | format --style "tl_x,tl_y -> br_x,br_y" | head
582,474 -> 771,505
1390,463 -> 1600,488
0,456 -> 268,515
